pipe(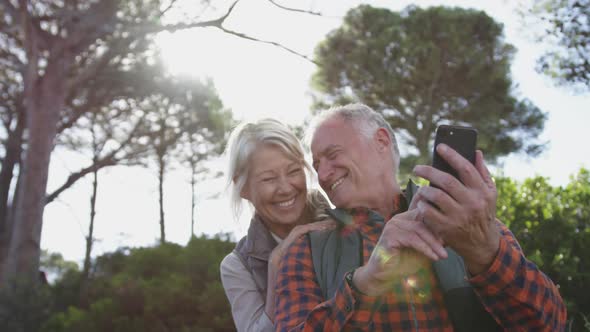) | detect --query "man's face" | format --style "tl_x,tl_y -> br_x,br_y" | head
311,116 -> 383,209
